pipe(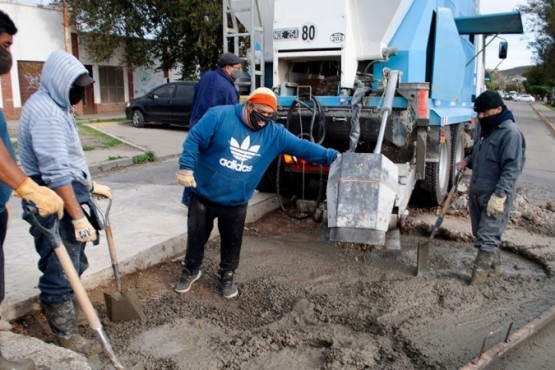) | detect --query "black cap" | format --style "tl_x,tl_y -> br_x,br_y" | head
474,91 -> 504,112
217,52 -> 242,67
74,73 -> 94,87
